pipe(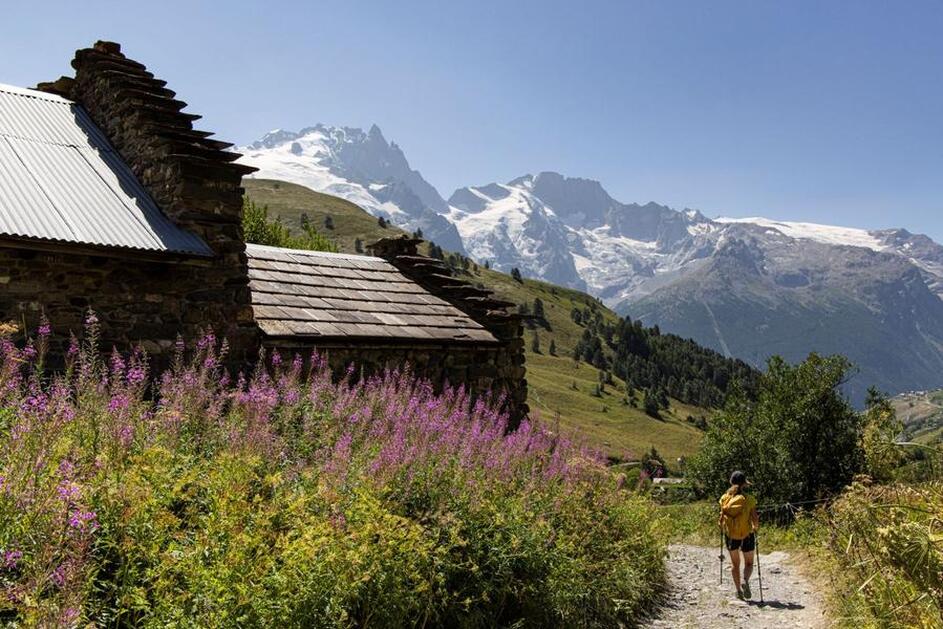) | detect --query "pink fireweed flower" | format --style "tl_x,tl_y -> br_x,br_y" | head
107,393 -> 131,414
109,350 -> 125,377
37,316 -> 51,338
59,459 -> 76,478
50,562 -> 69,587
84,311 -> 98,327
119,422 -> 133,442
2,549 -> 22,570
57,481 -> 81,502
197,331 -> 216,350
60,607 -> 79,626
21,342 -> 36,360
61,405 -> 76,422
20,390 -> 48,414
126,365 -> 146,385
68,510 -> 98,532
325,432 -> 353,477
